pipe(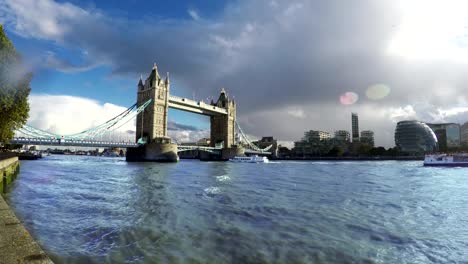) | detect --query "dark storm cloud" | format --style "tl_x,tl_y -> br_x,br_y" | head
3,0 -> 468,146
